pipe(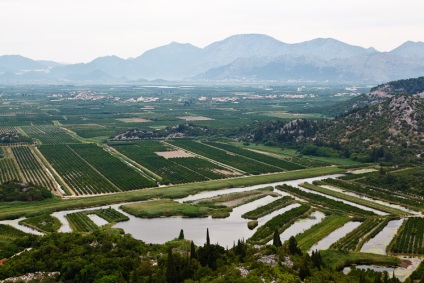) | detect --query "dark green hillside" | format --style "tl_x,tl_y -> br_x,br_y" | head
370,76 -> 424,96
298,93 -> 374,117
239,118 -> 322,146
